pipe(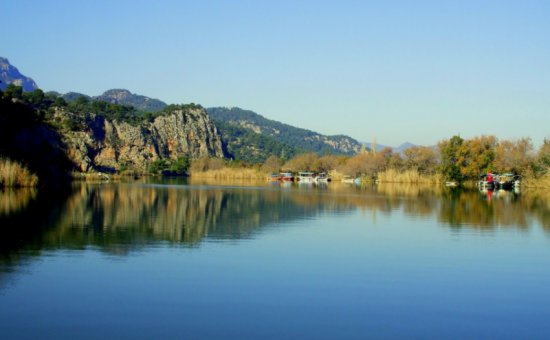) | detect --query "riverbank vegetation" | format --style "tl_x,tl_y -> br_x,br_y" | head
0,158 -> 39,187
190,135 -> 550,187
